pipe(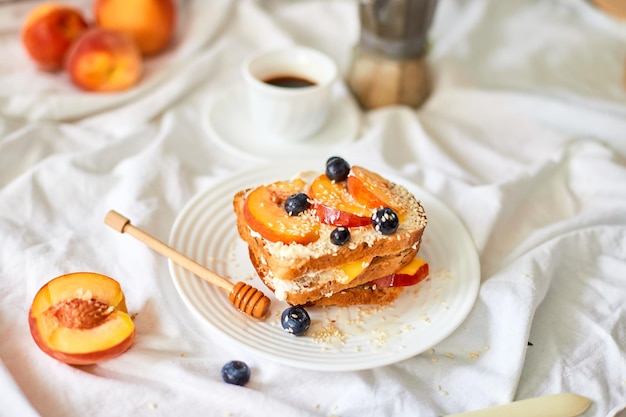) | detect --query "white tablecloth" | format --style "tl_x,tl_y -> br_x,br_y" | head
1,0 -> 625,416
